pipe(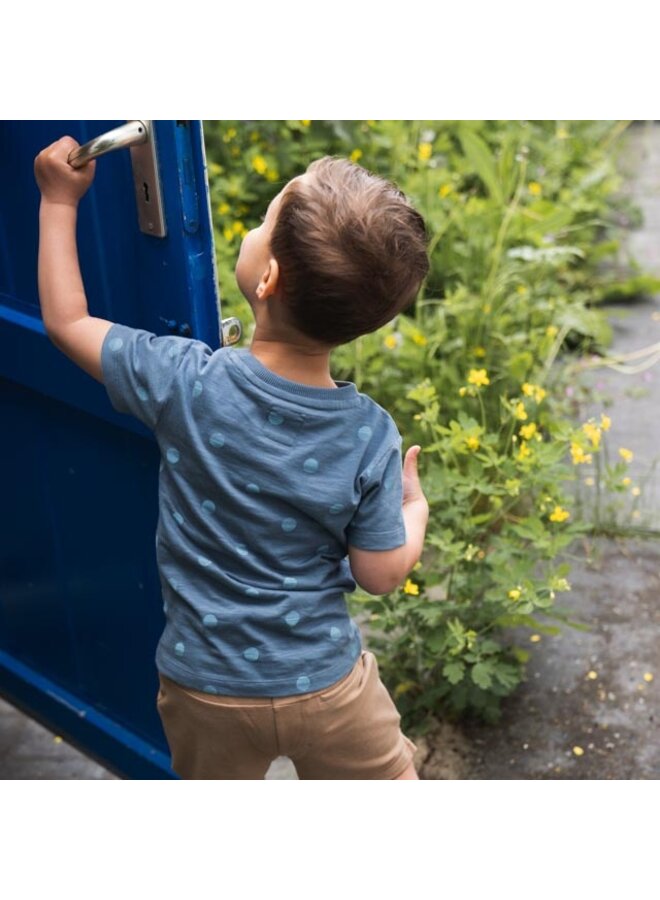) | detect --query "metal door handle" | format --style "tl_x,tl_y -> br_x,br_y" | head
67,120 -> 166,238
67,121 -> 149,169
